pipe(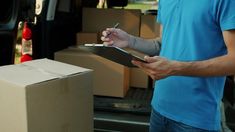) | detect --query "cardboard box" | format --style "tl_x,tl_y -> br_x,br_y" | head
126,49 -> 149,88
76,32 -> 99,45
130,68 -> 149,88
82,8 -> 141,36
140,14 -> 160,39
55,48 -> 130,97
0,59 -> 93,132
